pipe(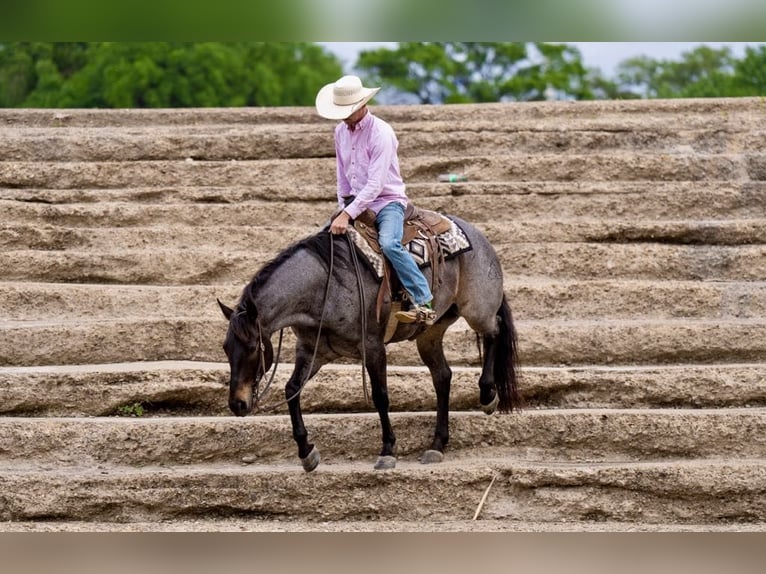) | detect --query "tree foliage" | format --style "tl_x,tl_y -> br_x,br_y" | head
0,42 -> 343,108
356,42 -> 595,103
733,45 -> 766,95
357,42 -> 766,103
614,46 -> 740,98
2,42 -> 766,108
